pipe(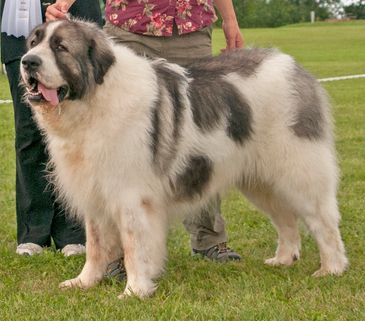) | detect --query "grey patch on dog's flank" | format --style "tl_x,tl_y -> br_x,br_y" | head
186,49 -> 264,142
150,62 -> 191,172
172,155 -> 213,200
149,88 -> 162,160
153,63 -> 186,145
290,65 -> 324,140
148,84 -> 179,172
